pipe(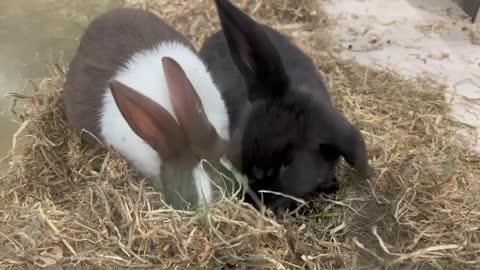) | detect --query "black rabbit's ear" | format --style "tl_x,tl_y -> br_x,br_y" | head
213,0 -> 288,101
332,114 -> 374,179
